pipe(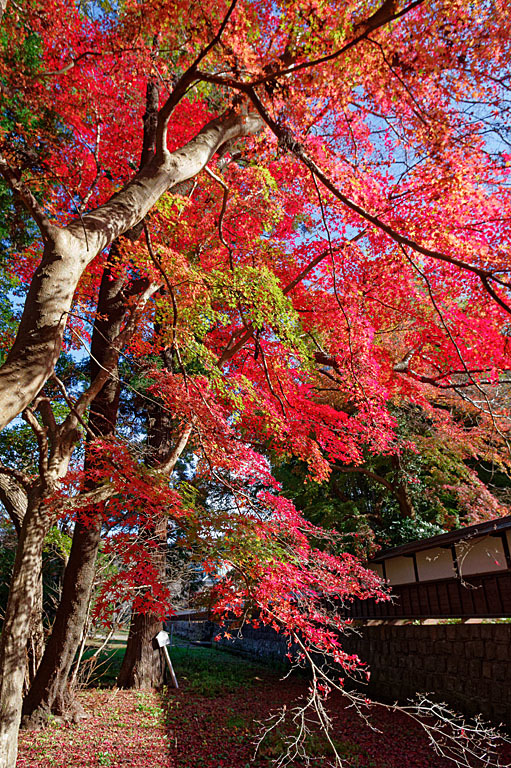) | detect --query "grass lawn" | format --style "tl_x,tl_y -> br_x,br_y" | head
16,640 -> 511,768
